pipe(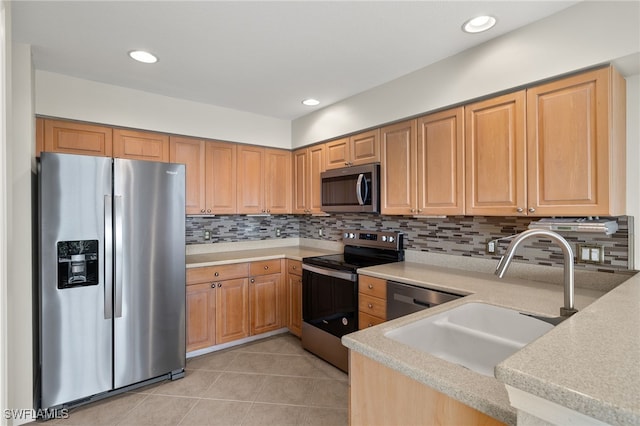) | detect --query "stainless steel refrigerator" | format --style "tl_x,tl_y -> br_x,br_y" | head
38,152 -> 186,410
